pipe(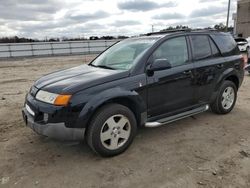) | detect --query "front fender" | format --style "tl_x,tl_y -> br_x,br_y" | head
75,87 -> 146,128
